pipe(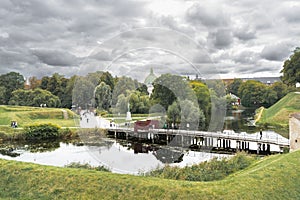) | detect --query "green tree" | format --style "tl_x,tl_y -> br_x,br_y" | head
281,47 -> 300,86
115,94 -> 128,114
40,76 -> 50,90
72,77 -> 95,109
189,81 -> 211,129
9,89 -> 60,107
270,81 -> 288,100
238,80 -> 267,107
0,72 -> 25,104
112,76 -> 136,105
263,87 -> 278,107
99,71 -> 115,91
180,100 -> 205,130
227,79 -> 243,95
167,101 -> 181,128
128,90 -> 150,114
94,82 -> 112,110
0,86 -> 7,104
151,74 -> 193,110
